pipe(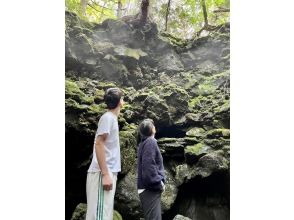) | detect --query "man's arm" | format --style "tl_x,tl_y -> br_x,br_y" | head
95,134 -> 113,191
